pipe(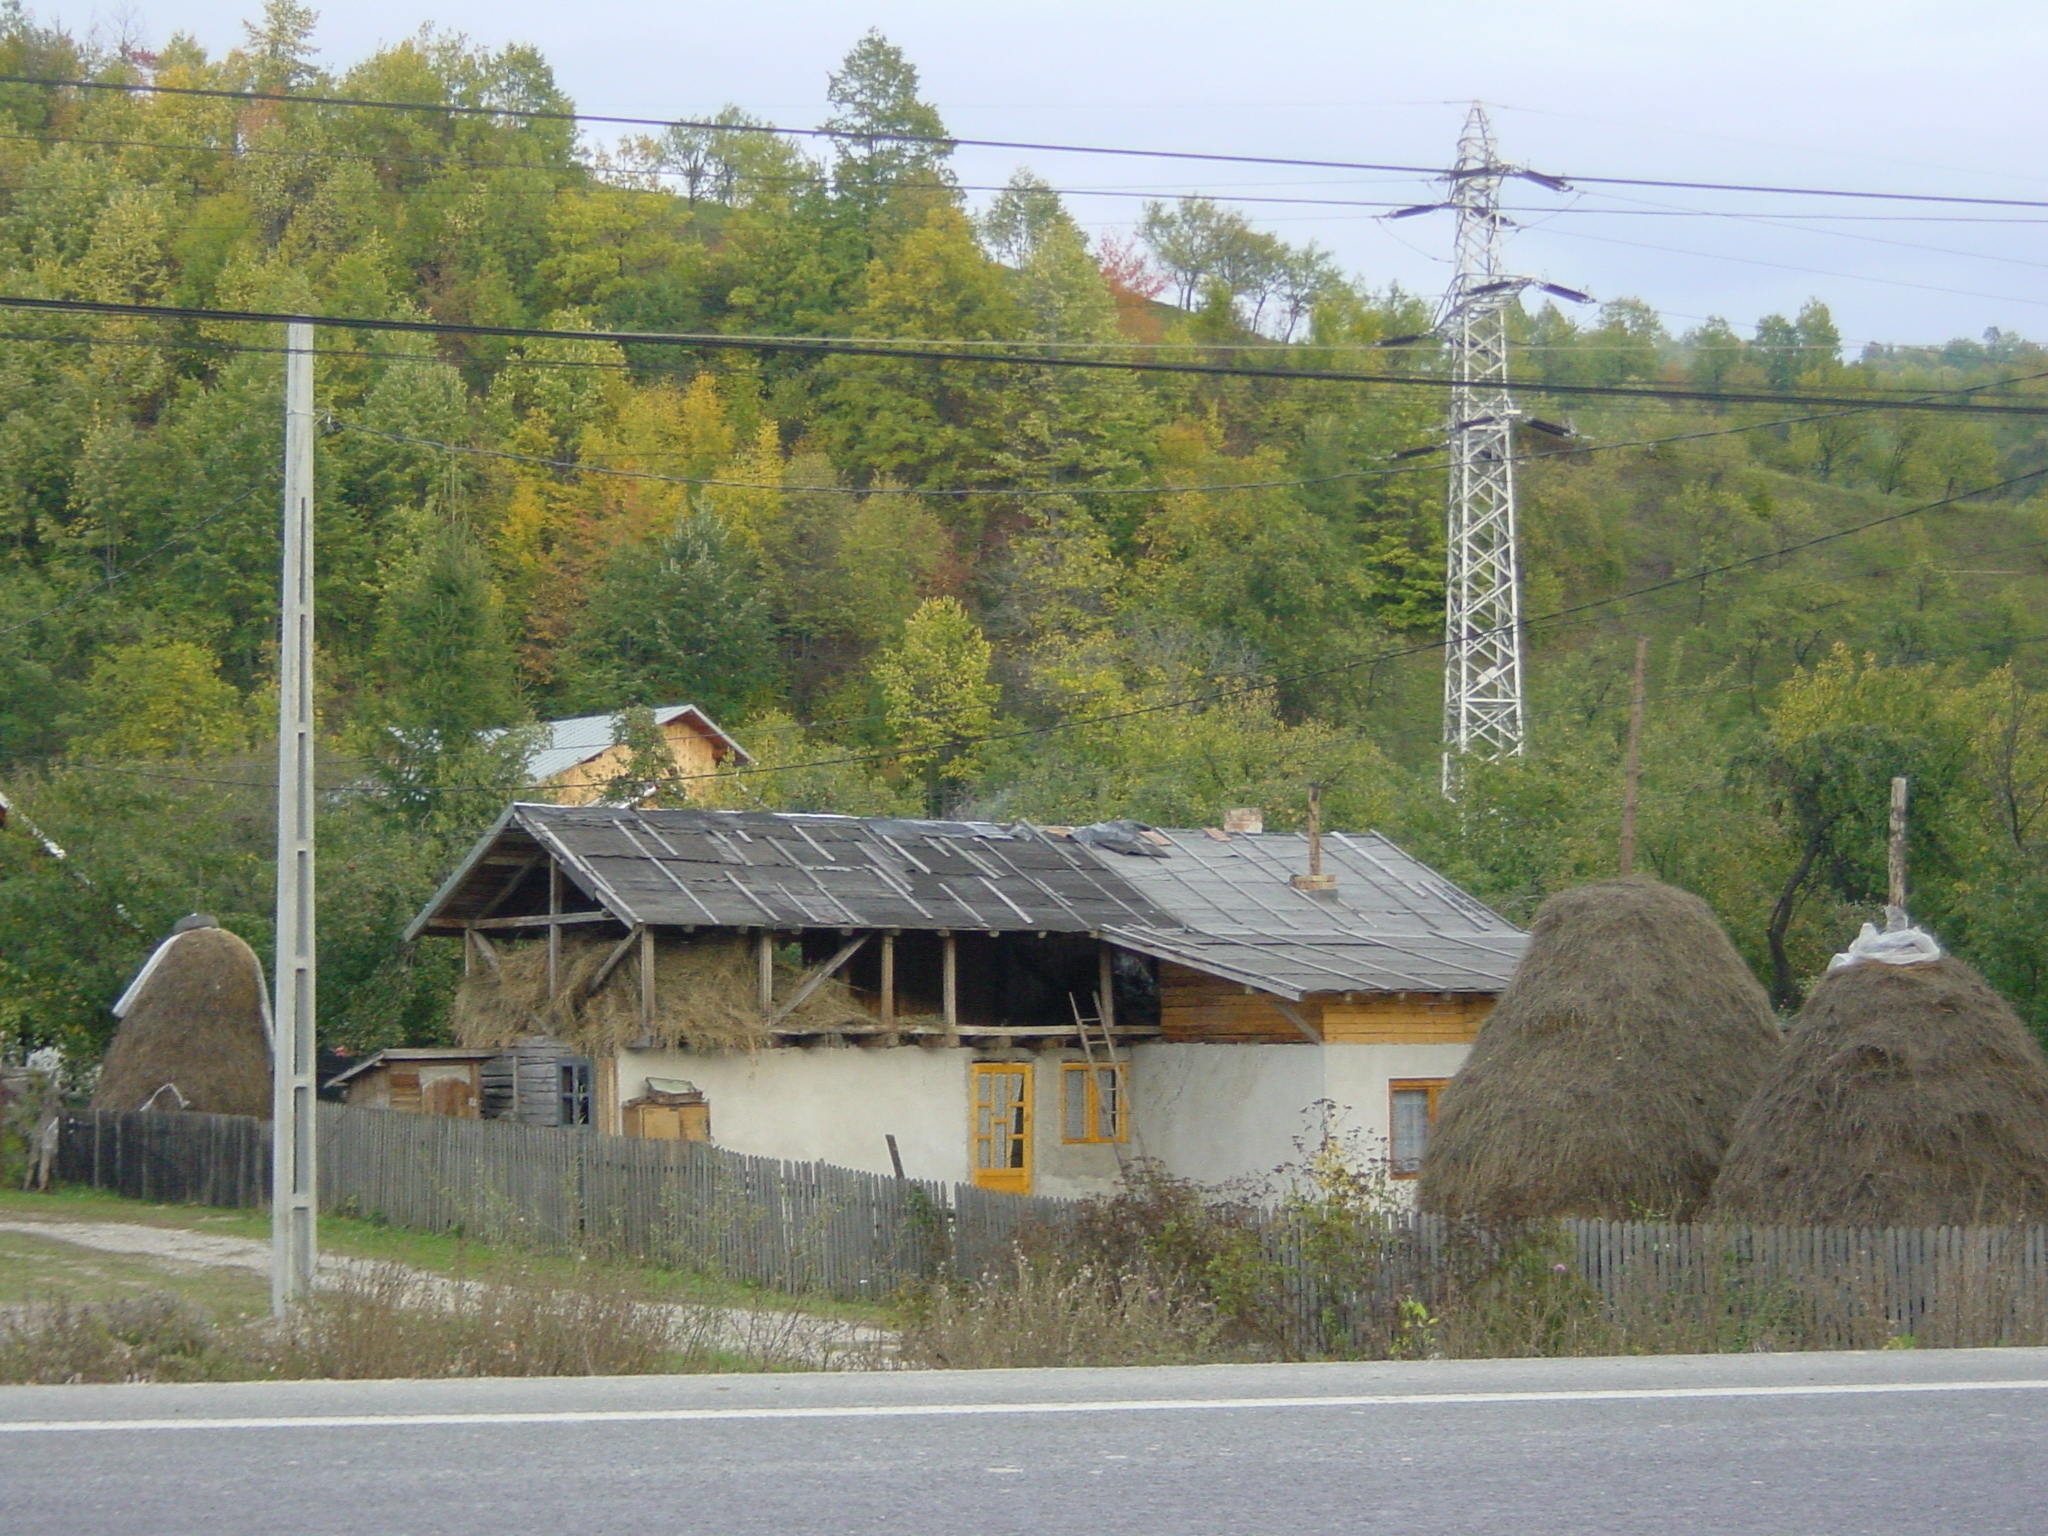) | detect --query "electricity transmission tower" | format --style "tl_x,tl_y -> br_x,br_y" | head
1432,105 -> 1584,795
1440,104 -> 1524,793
